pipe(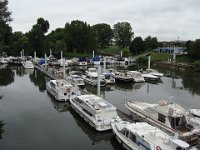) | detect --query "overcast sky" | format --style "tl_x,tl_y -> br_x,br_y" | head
8,0 -> 200,41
